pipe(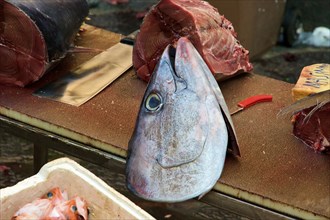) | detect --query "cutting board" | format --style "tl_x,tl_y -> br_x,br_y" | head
0,25 -> 329,219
